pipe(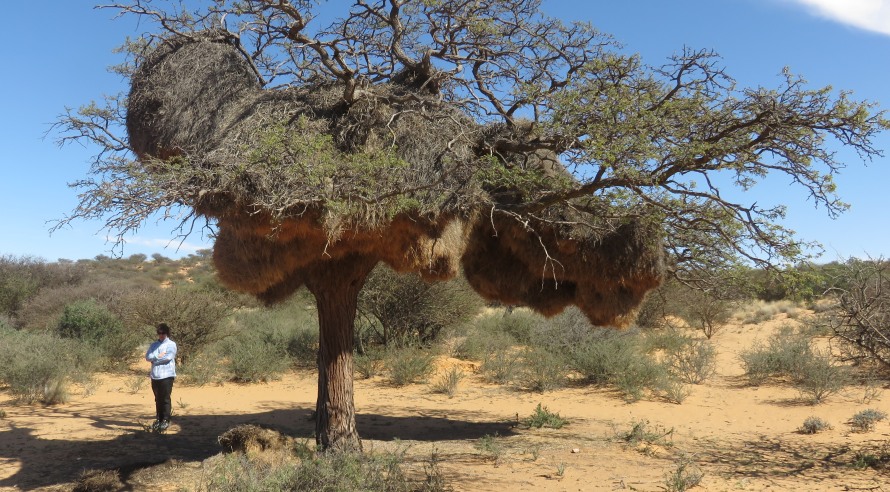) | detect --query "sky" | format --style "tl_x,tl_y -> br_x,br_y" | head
0,0 -> 888,262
